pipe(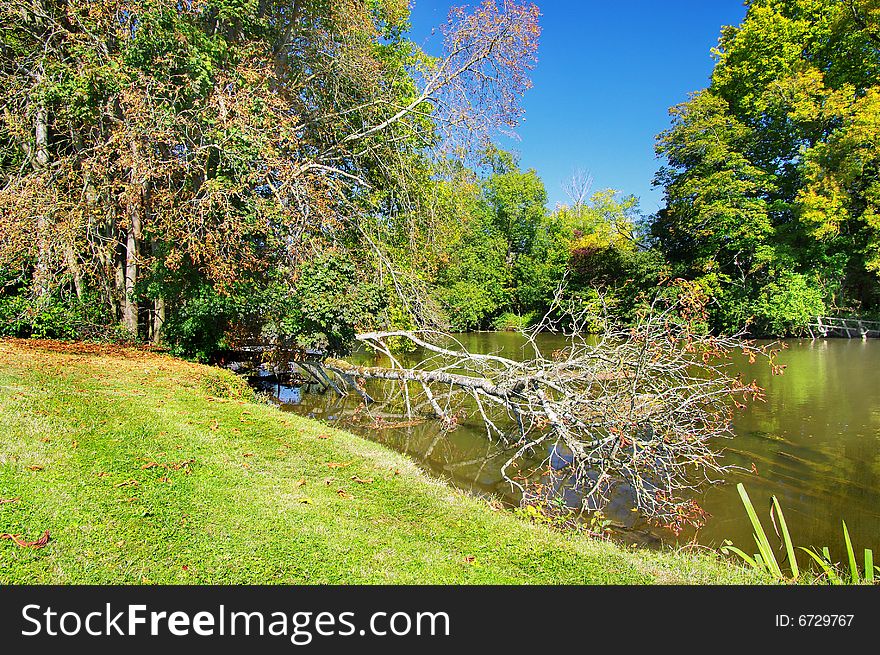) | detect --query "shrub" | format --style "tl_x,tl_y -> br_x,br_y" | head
439,281 -> 503,331
0,291 -> 123,341
491,311 -> 536,331
750,272 -> 825,336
